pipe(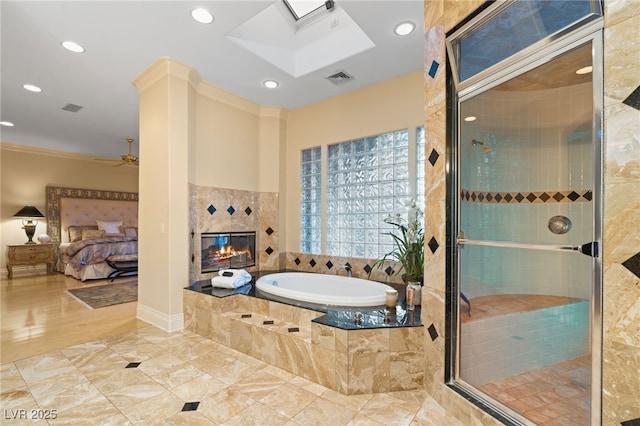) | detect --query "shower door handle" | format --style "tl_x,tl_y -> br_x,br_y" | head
577,241 -> 598,258
458,239 -> 599,258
